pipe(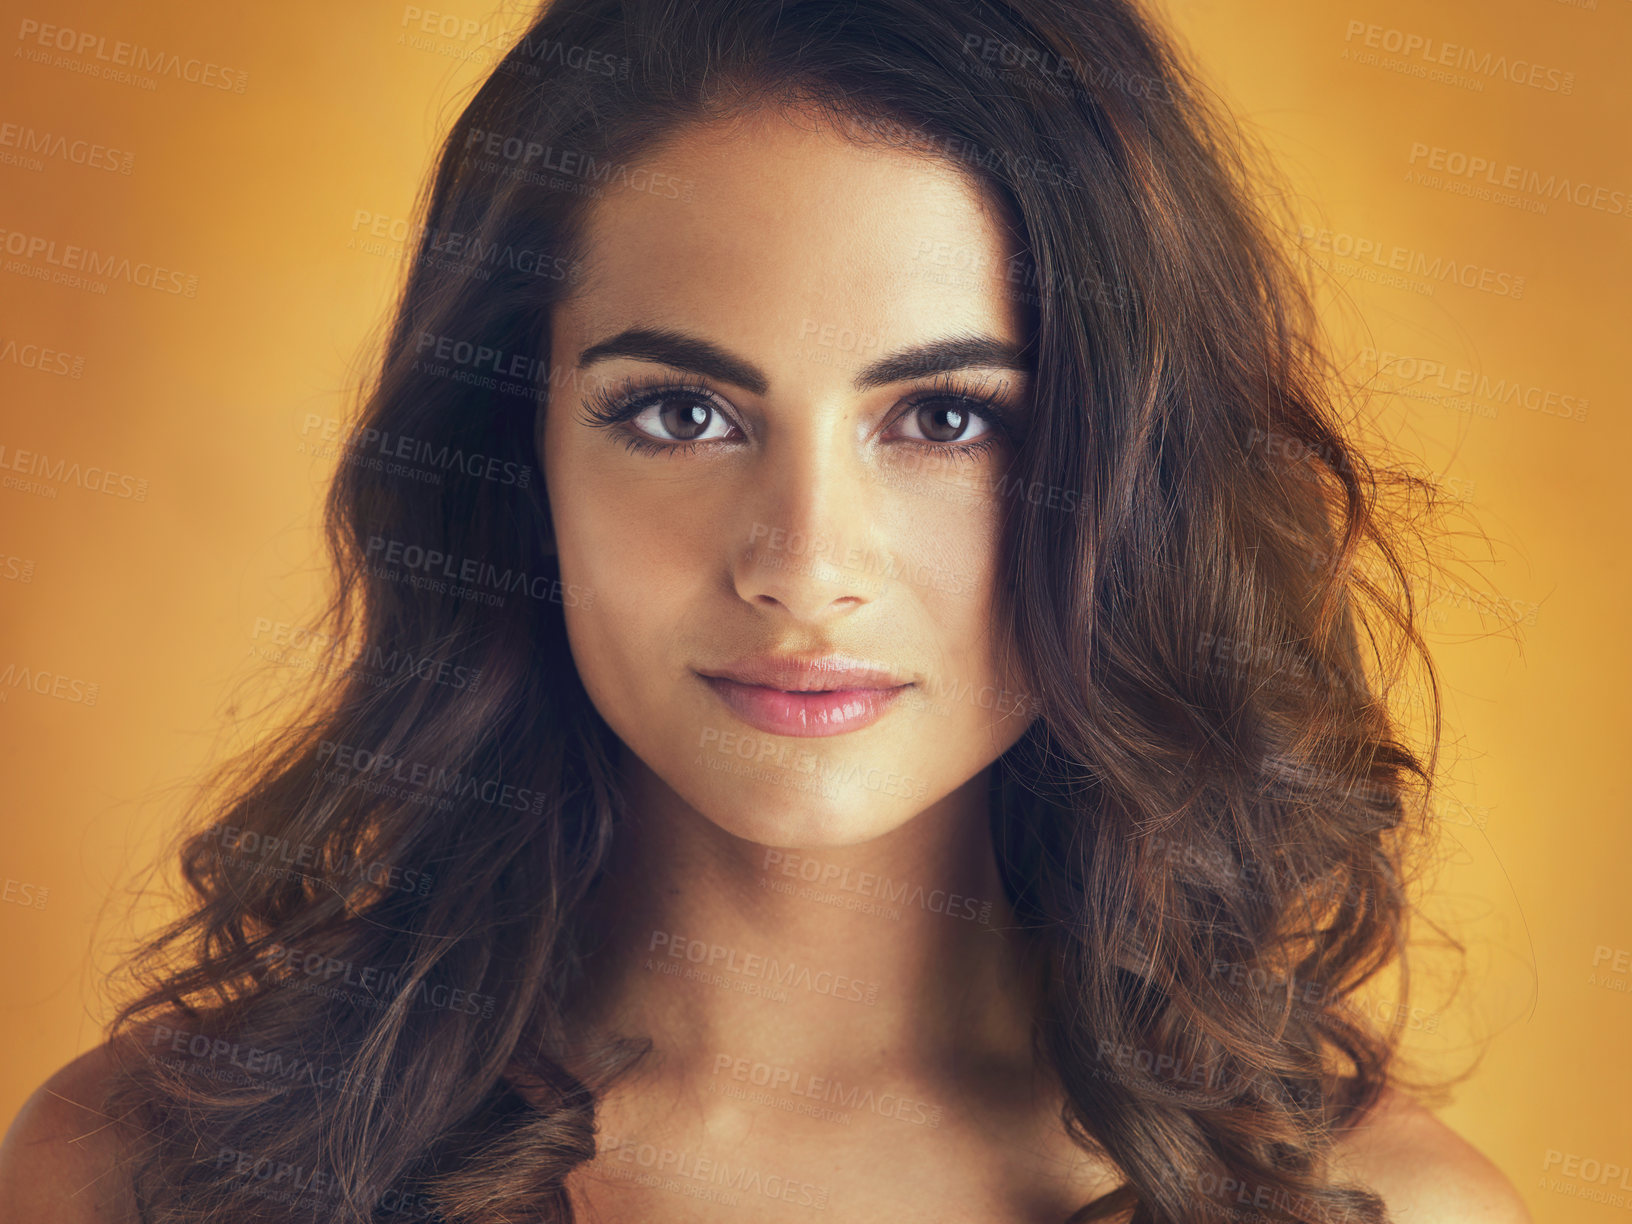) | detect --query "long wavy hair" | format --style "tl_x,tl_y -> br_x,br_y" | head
100,0 -> 1454,1220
